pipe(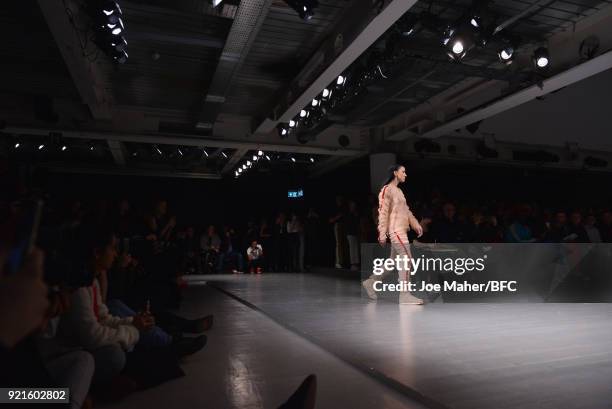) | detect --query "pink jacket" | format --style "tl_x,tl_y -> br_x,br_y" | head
377,184 -> 418,240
